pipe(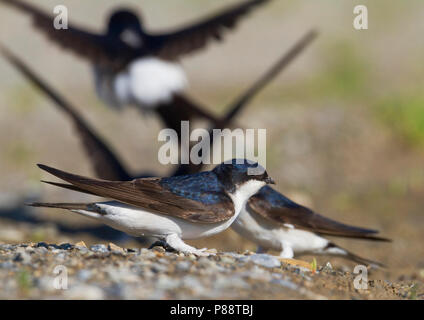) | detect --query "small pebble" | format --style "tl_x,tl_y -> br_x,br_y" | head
77,269 -> 92,281
220,256 -> 235,264
75,241 -> 87,248
243,254 -> 281,269
108,242 -> 125,254
65,285 -> 105,300
175,261 -> 191,272
151,263 -> 169,273
90,244 -> 108,253
36,242 -> 49,249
